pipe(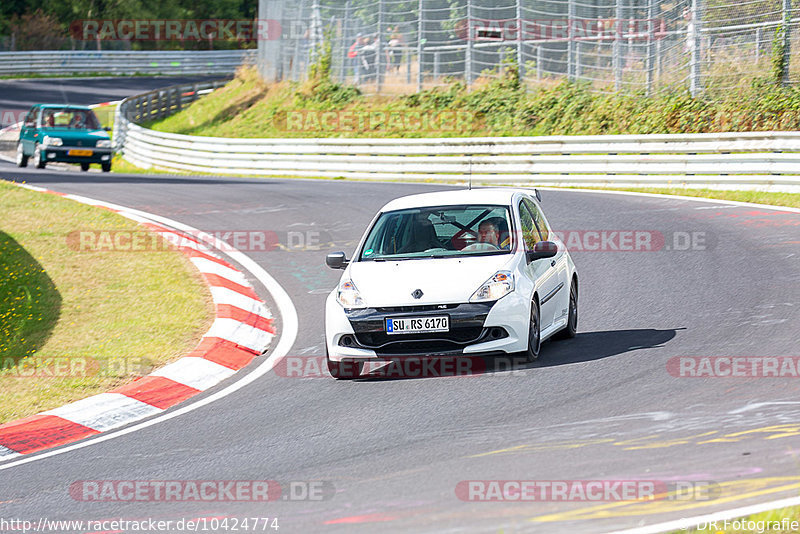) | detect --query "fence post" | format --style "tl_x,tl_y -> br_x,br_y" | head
568,0 -> 576,80
689,0 -> 702,97
377,0 -> 384,91
656,38 -> 662,81
465,0 -> 473,87
646,0 -> 656,95
755,27 -> 761,63
311,0 -> 320,67
614,0 -> 623,90
417,0 -> 424,92
434,50 -> 440,80
783,0 -> 792,85
536,45 -> 542,79
516,0 -> 524,79
341,1 -> 351,83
